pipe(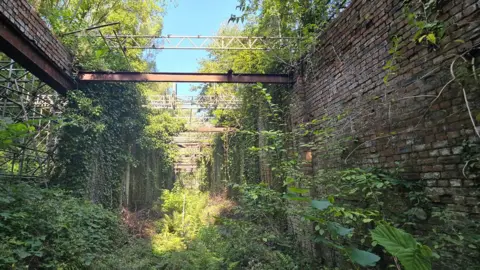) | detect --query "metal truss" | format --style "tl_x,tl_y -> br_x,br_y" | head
174,116 -> 214,124
173,132 -> 214,144
85,34 -> 299,51
148,95 -> 240,110
0,54 -> 64,180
